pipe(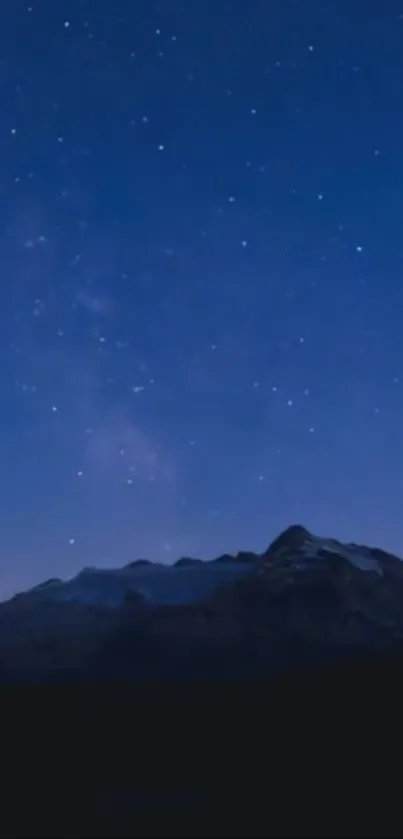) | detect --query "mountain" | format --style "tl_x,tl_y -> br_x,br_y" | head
1,524 -> 403,681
